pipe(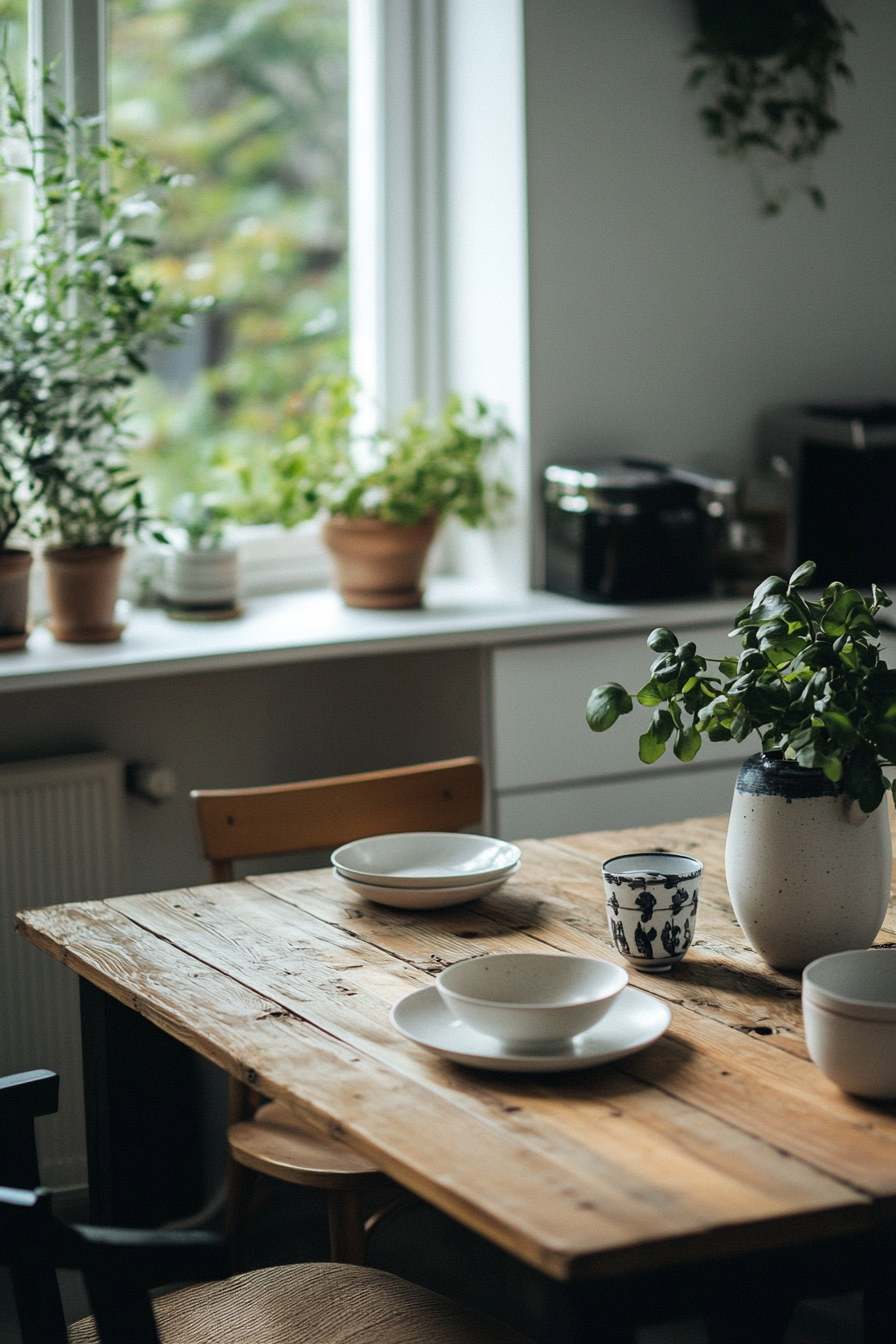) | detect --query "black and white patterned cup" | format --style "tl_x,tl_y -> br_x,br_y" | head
601,852 -> 702,973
